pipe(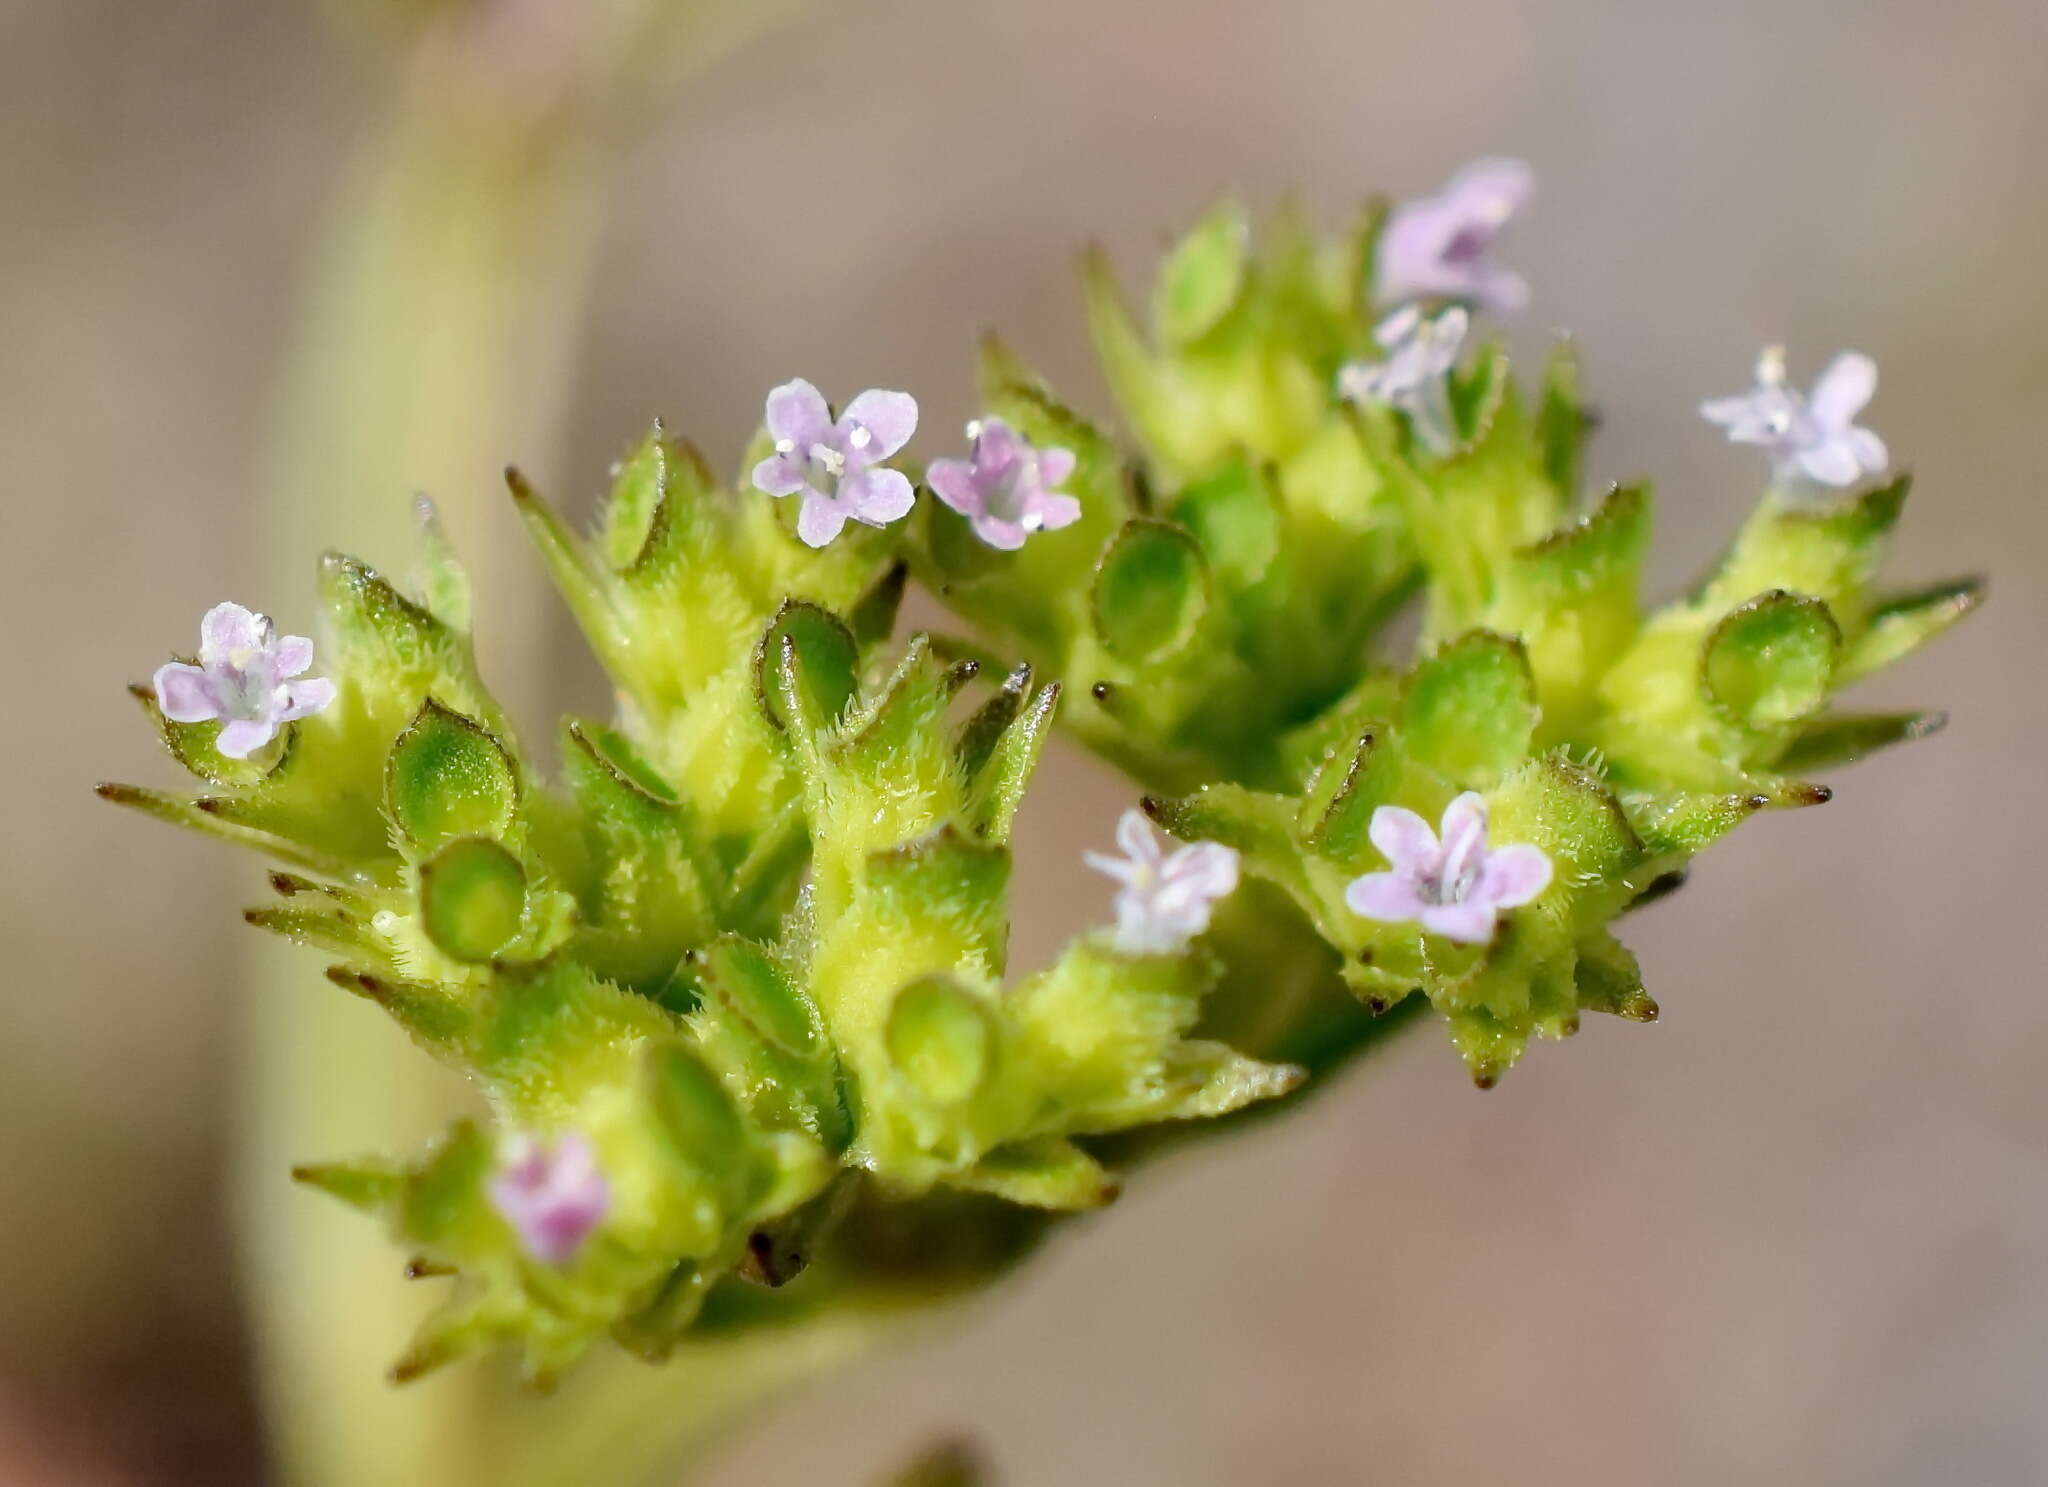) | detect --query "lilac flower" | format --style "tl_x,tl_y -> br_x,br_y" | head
152,602 -> 336,759
750,378 -> 919,547
489,1132 -> 609,1265
1344,793 -> 1552,945
1700,346 -> 1888,490
1376,157 -> 1534,317
1084,808 -> 1240,954
925,418 -> 1083,550
1337,304 -> 1470,456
